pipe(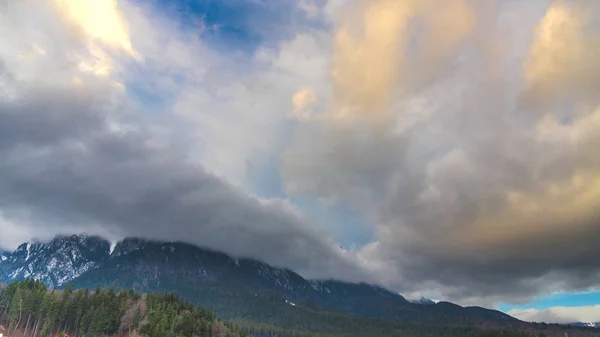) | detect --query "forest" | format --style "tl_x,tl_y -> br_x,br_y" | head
0,279 -> 247,337
0,280 -> 596,337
